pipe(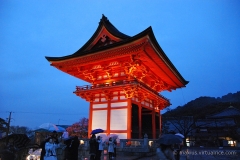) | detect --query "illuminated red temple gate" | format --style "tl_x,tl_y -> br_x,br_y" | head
45,15 -> 188,139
